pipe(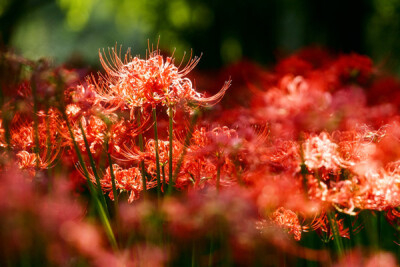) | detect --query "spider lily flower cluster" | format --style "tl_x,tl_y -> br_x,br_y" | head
2,44 -> 400,266
95,47 -> 230,112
